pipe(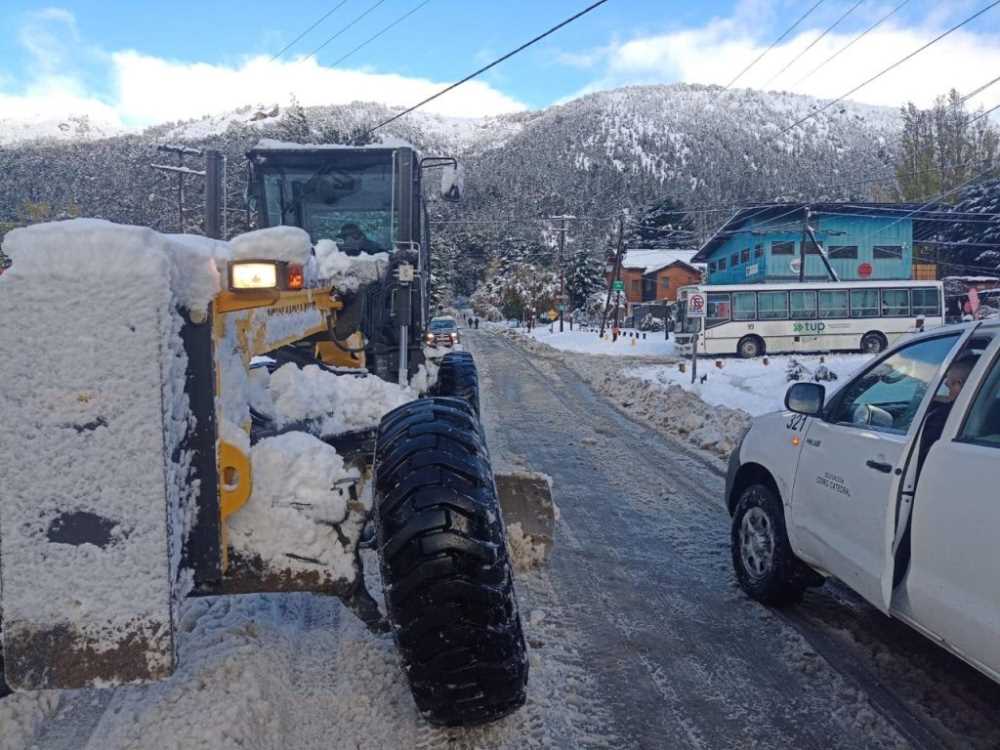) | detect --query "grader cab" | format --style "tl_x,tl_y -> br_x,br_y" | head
0,145 -> 553,727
